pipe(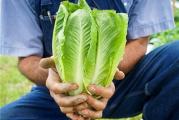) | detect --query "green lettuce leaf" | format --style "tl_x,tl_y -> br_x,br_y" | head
84,10 -> 128,90
53,0 -> 128,95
